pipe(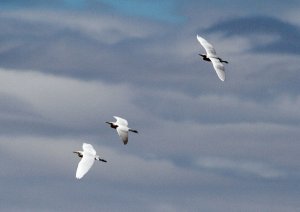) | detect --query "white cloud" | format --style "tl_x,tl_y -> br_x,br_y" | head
0,67 -> 143,131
